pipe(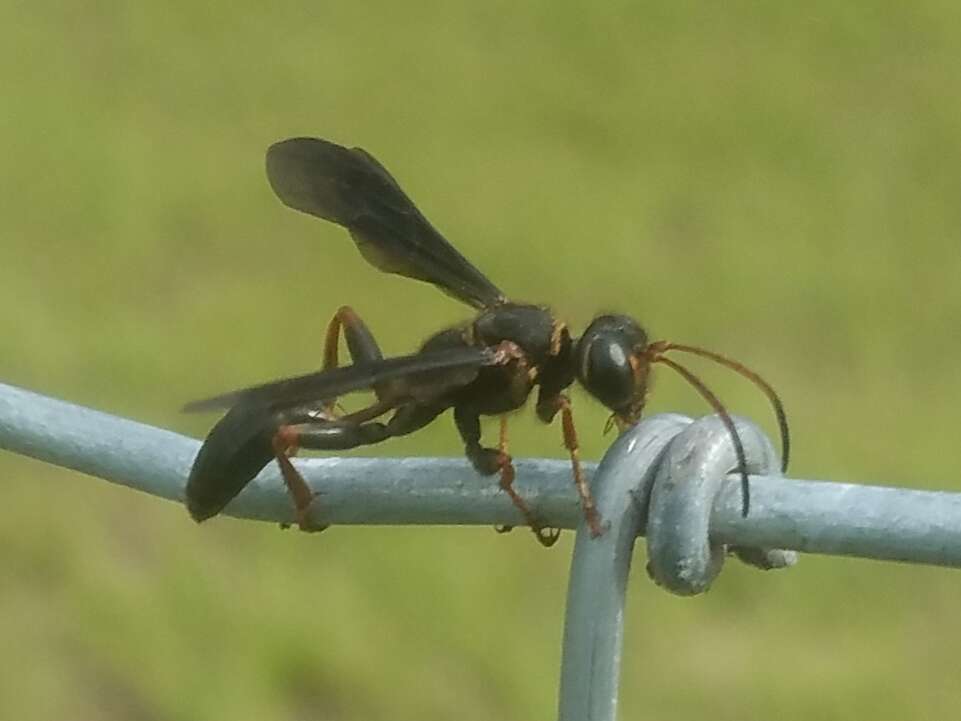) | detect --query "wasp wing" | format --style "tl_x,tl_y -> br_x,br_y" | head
185,401 -> 282,522
184,346 -> 494,522
266,137 -> 507,310
183,346 -> 495,413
